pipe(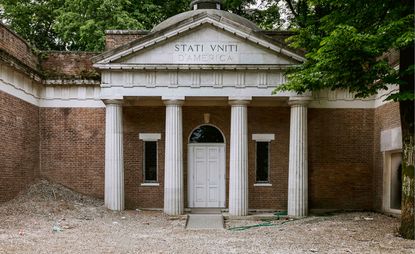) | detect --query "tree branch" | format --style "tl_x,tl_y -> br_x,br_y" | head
285,0 -> 298,17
